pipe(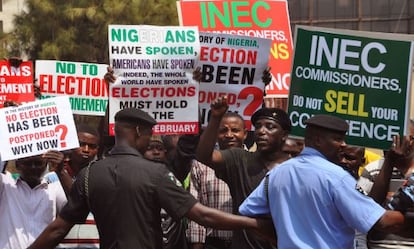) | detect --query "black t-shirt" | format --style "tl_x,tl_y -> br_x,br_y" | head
60,145 -> 197,249
218,148 -> 276,249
